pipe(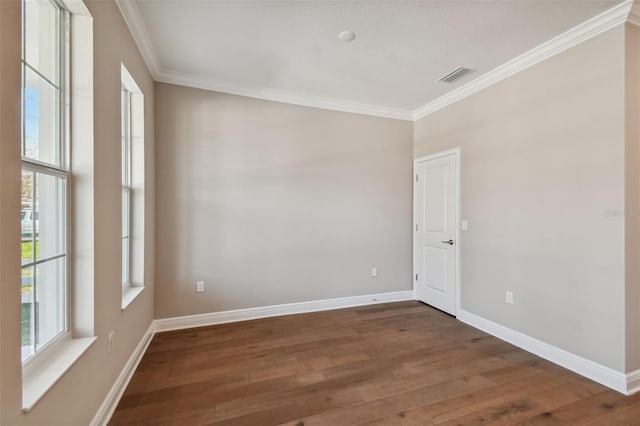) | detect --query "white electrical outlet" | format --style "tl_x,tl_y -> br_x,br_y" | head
108,331 -> 114,353
506,291 -> 514,304
371,267 -> 378,277
196,280 -> 205,293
